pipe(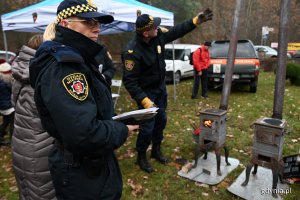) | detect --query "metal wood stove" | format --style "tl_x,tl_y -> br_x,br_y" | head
193,108 -> 231,175
241,117 -> 287,197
